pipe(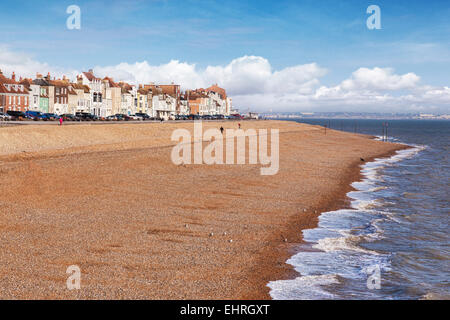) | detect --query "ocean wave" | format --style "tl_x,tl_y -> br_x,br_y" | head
421,292 -> 450,300
268,139 -> 426,300
313,235 -> 379,255
268,274 -> 340,300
